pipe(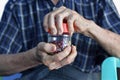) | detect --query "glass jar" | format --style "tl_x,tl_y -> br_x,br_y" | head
48,22 -> 71,53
